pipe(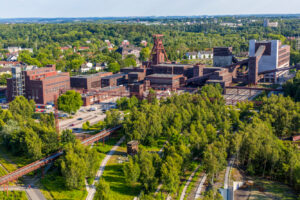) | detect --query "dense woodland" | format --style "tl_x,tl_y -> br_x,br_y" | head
118,84 -> 300,198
